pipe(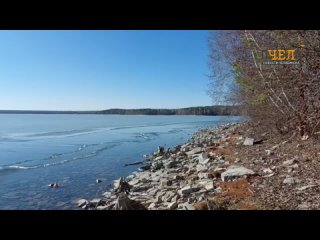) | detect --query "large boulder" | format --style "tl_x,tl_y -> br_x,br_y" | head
186,147 -> 203,157
198,152 -> 210,165
178,186 -> 201,196
221,165 -> 255,181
